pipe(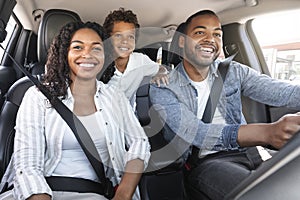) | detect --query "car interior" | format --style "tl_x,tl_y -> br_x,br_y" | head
1,0 -> 300,199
